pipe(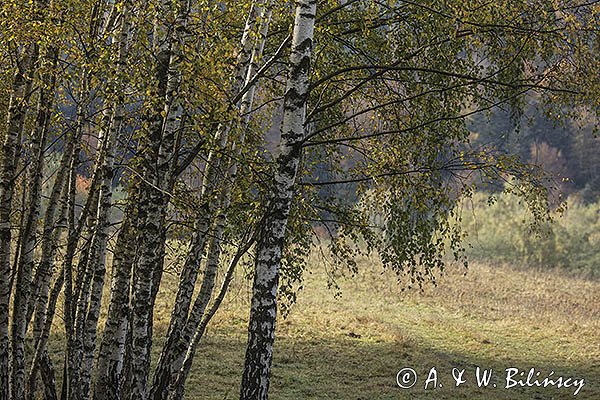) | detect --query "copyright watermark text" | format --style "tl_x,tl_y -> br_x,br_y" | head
396,367 -> 585,396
